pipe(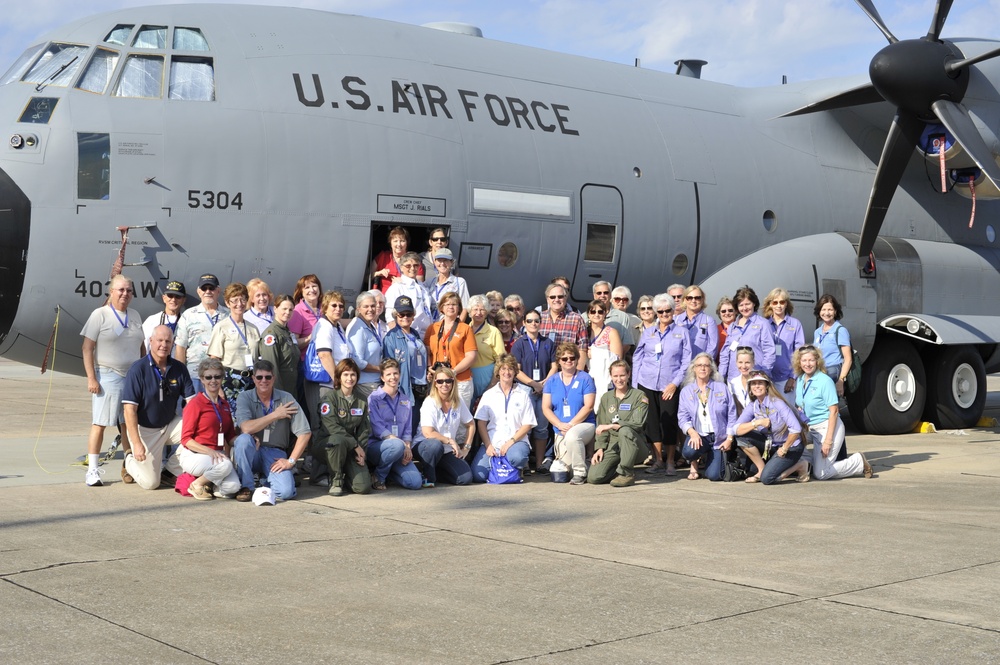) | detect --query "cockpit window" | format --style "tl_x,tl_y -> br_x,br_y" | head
2,44 -> 44,86
76,48 -> 120,94
104,24 -> 134,46
113,54 -> 164,98
78,132 -> 111,200
169,57 -> 214,101
21,43 -> 88,88
173,28 -> 209,51
133,25 -> 167,49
